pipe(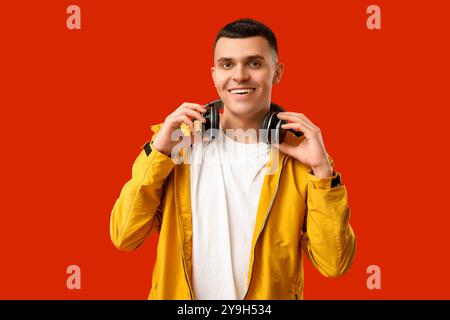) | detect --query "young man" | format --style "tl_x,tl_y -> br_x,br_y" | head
110,18 -> 356,300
